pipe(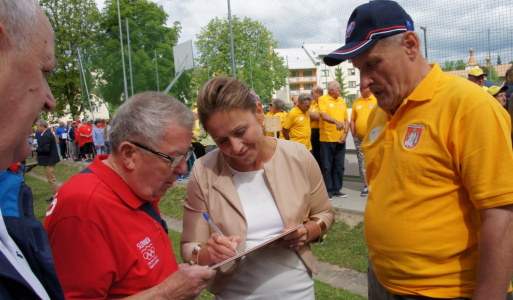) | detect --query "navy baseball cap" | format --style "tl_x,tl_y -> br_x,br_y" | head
323,0 -> 414,66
